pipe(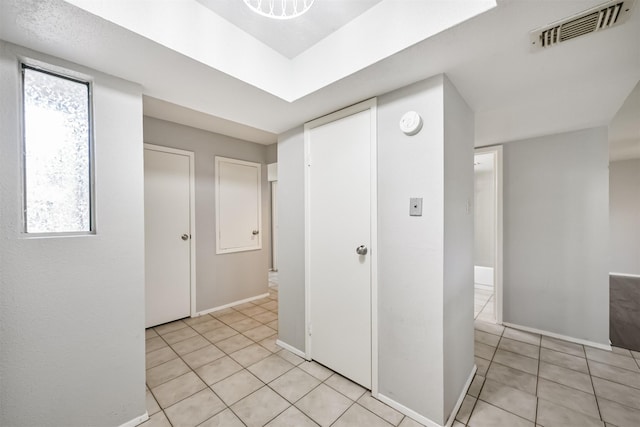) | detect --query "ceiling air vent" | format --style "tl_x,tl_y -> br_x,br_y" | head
530,0 -> 636,50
